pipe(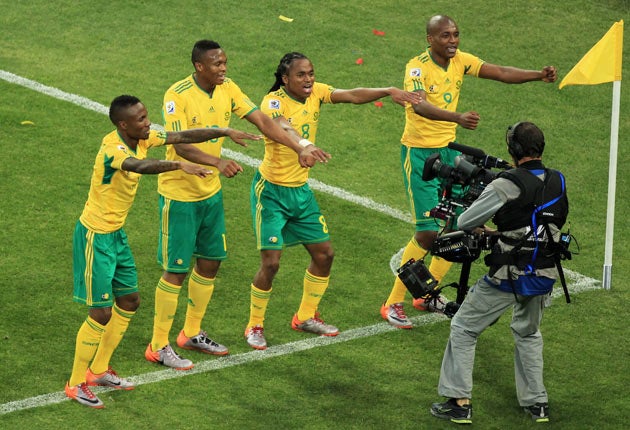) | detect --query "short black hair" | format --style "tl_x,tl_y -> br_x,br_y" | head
192,39 -> 222,64
109,95 -> 141,125
506,121 -> 545,159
